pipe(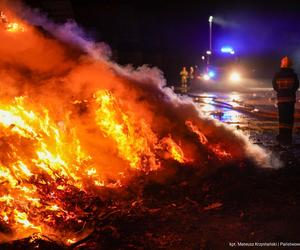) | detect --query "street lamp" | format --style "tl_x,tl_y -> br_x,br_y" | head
207,16 -> 213,66
208,16 -> 213,52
